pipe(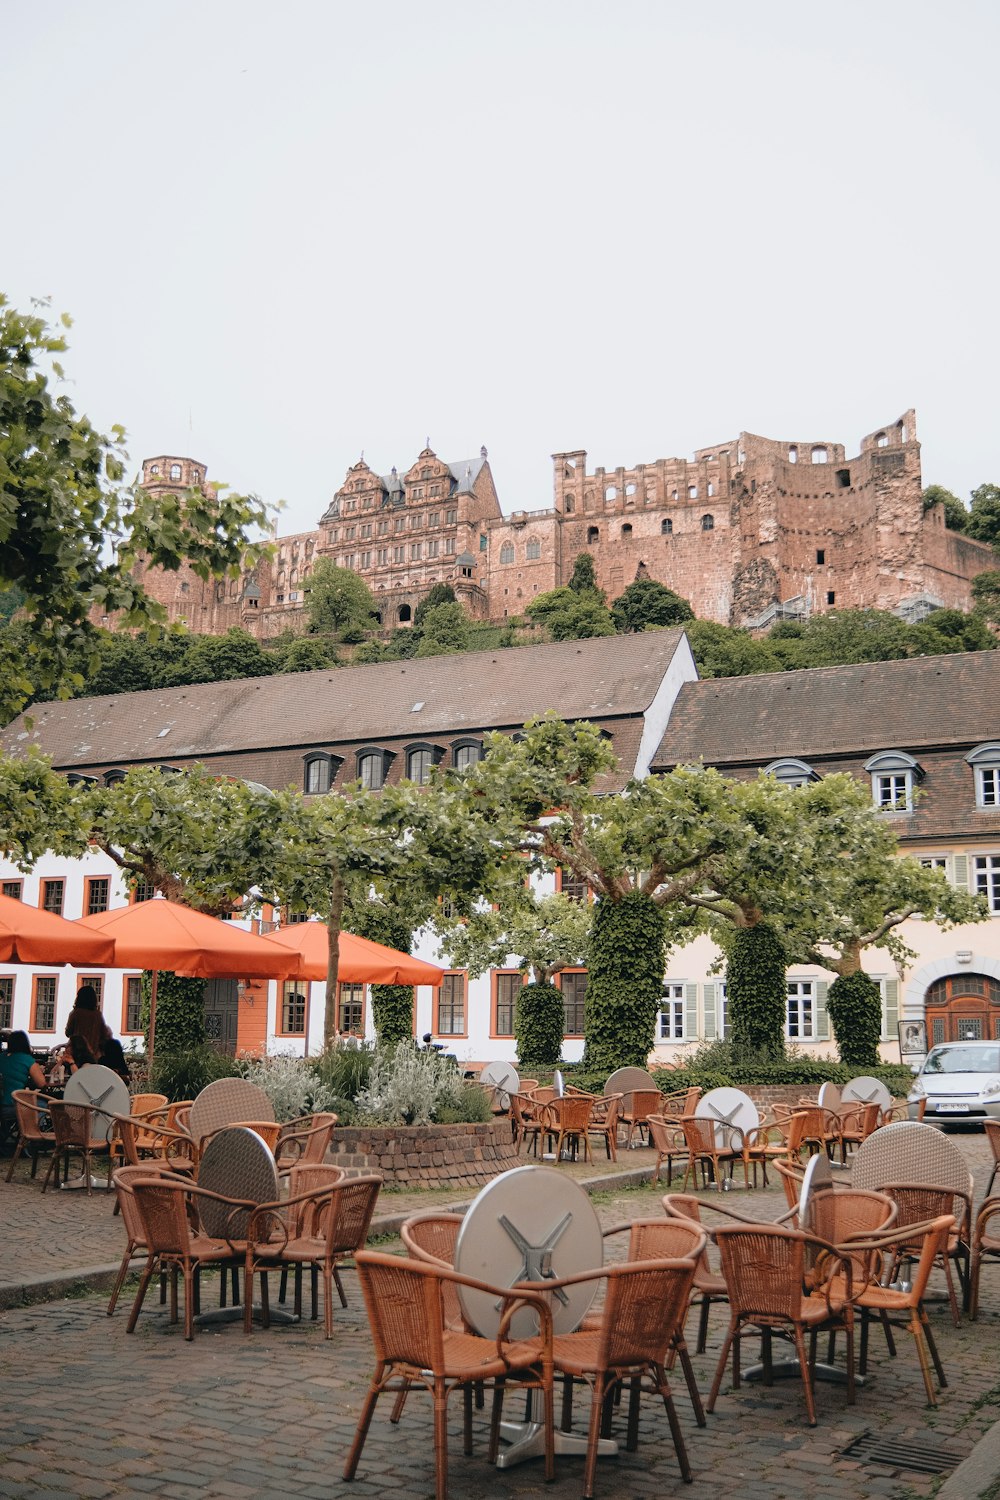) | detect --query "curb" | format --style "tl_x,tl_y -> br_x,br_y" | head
938,1423 -> 1000,1500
